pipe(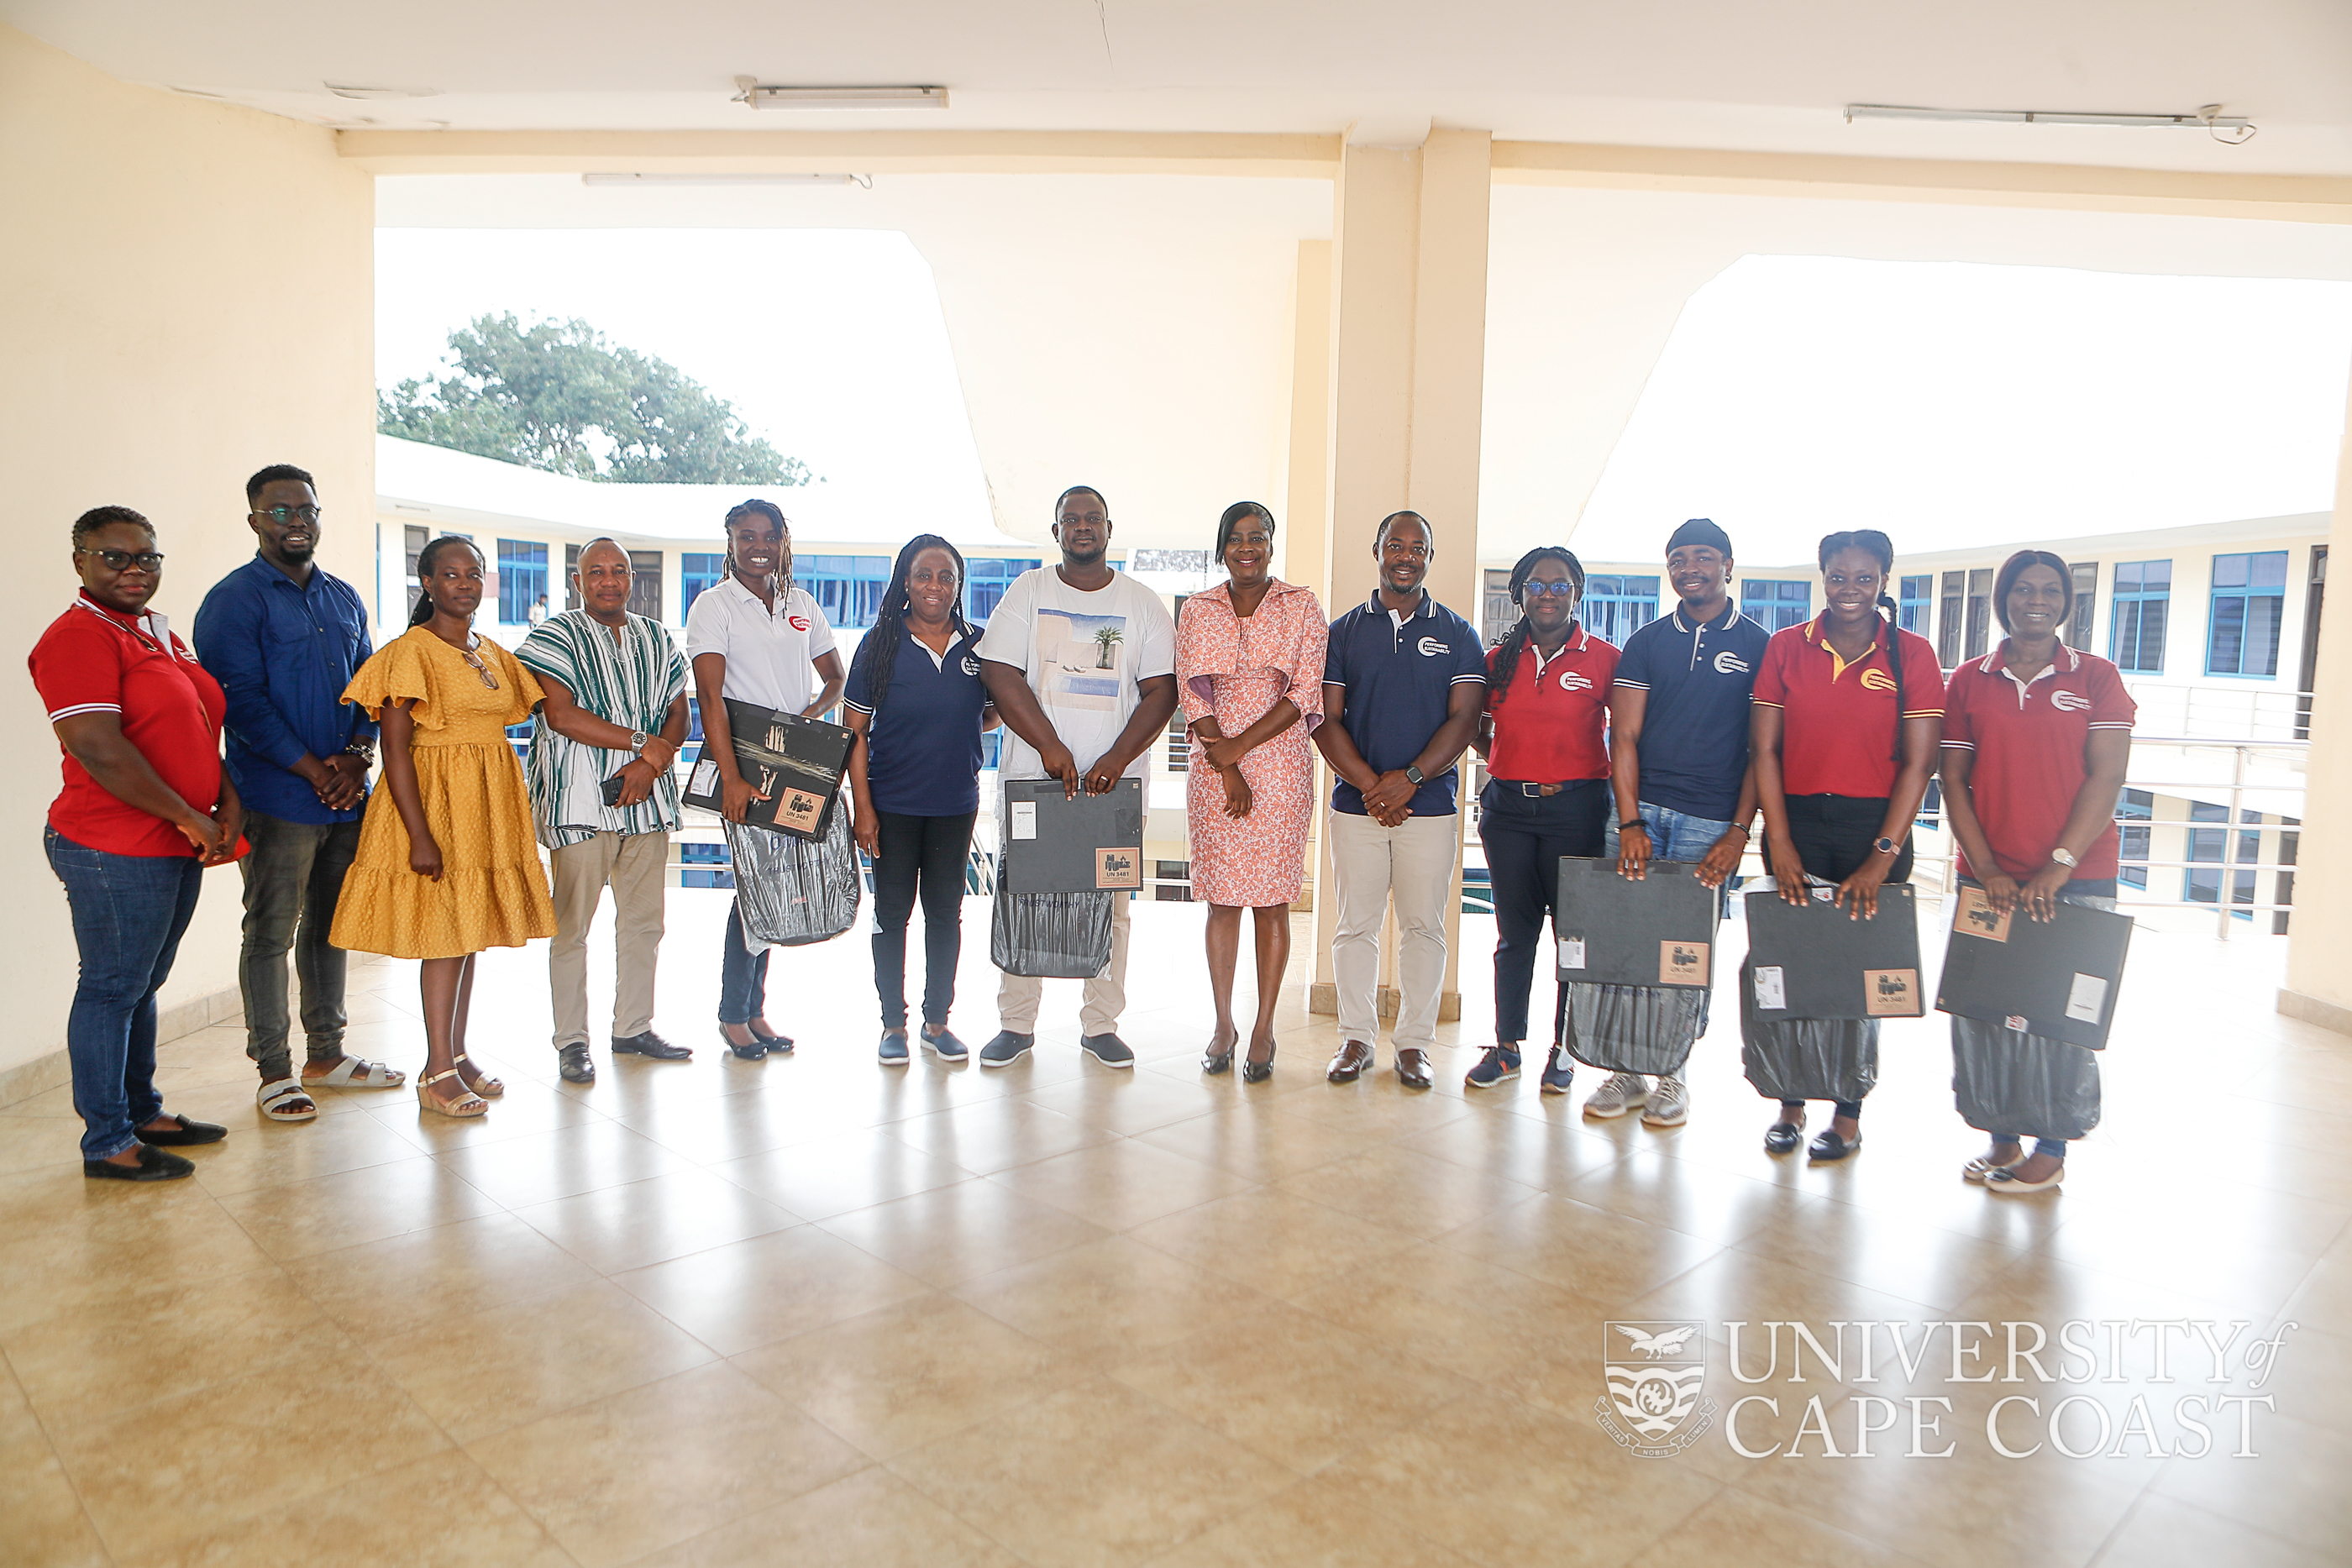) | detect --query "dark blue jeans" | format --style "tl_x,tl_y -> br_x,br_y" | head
719,899 -> 771,1025
45,827 -> 204,1160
